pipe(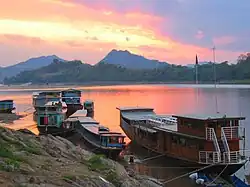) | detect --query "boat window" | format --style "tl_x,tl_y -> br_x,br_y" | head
110,136 -> 118,144
180,138 -> 186,146
171,136 -> 178,144
118,137 -> 124,144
